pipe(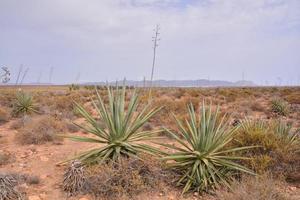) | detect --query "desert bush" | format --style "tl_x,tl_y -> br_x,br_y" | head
216,174 -> 288,200
0,152 -> 14,166
12,91 -> 38,116
62,156 -> 174,199
65,121 -> 80,133
85,156 -> 171,199
271,98 -> 290,116
16,115 -> 65,145
63,160 -> 87,196
285,93 -> 300,104
235,119 -> 300,176
62,86 -> 162,165
250,102 -> 265,112
159,102 -> 254,194
0,107 -> 10,124
69,84 -> 80,91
